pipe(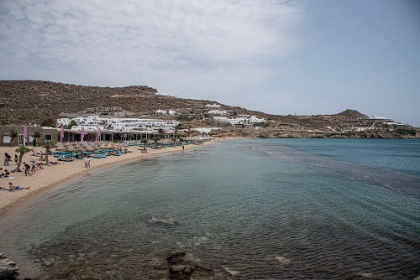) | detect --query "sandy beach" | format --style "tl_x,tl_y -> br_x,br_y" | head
0,140 -> 216,217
